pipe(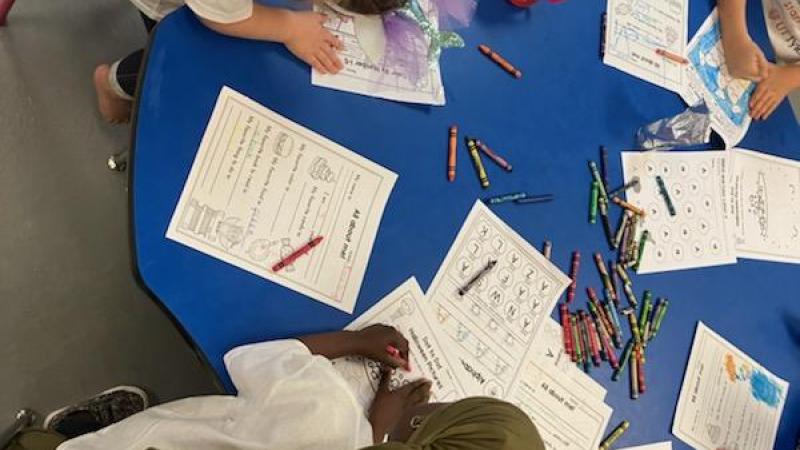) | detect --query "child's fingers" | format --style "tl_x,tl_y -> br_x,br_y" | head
315,12 -> 328,24
750,84 -> 769,109
322,45 -> 343,71
752,92 -> 776,120
316,50 -> 339,73
325,33 -> 344,50
311,56 -> 328,75
377,368 -> 393,392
